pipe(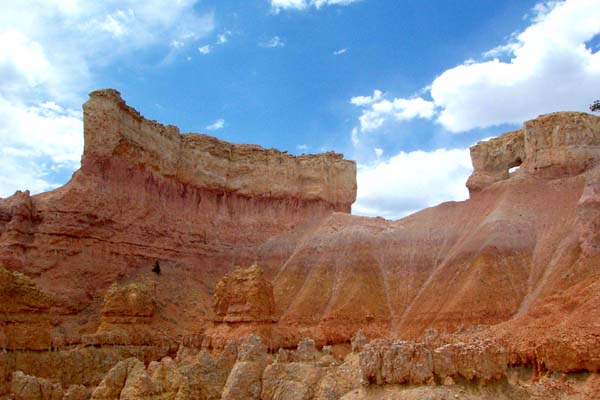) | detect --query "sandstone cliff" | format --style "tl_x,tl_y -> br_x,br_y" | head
0,90 -> 599,398
0,89 -> 356,334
